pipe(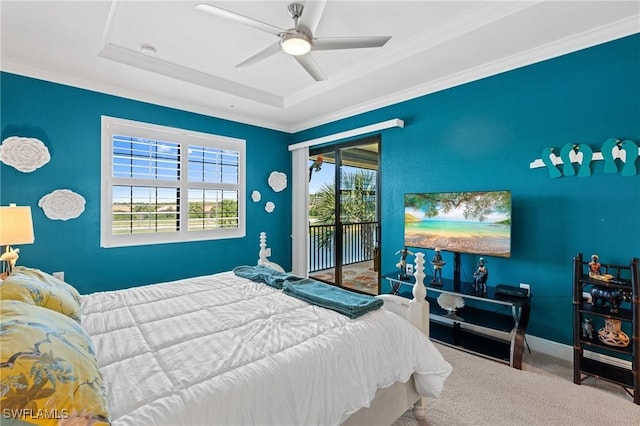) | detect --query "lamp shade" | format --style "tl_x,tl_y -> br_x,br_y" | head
0,205 -> 35,245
